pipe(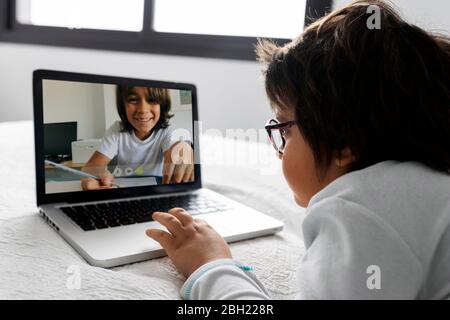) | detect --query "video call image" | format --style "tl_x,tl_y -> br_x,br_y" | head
43,80 -> 194,194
